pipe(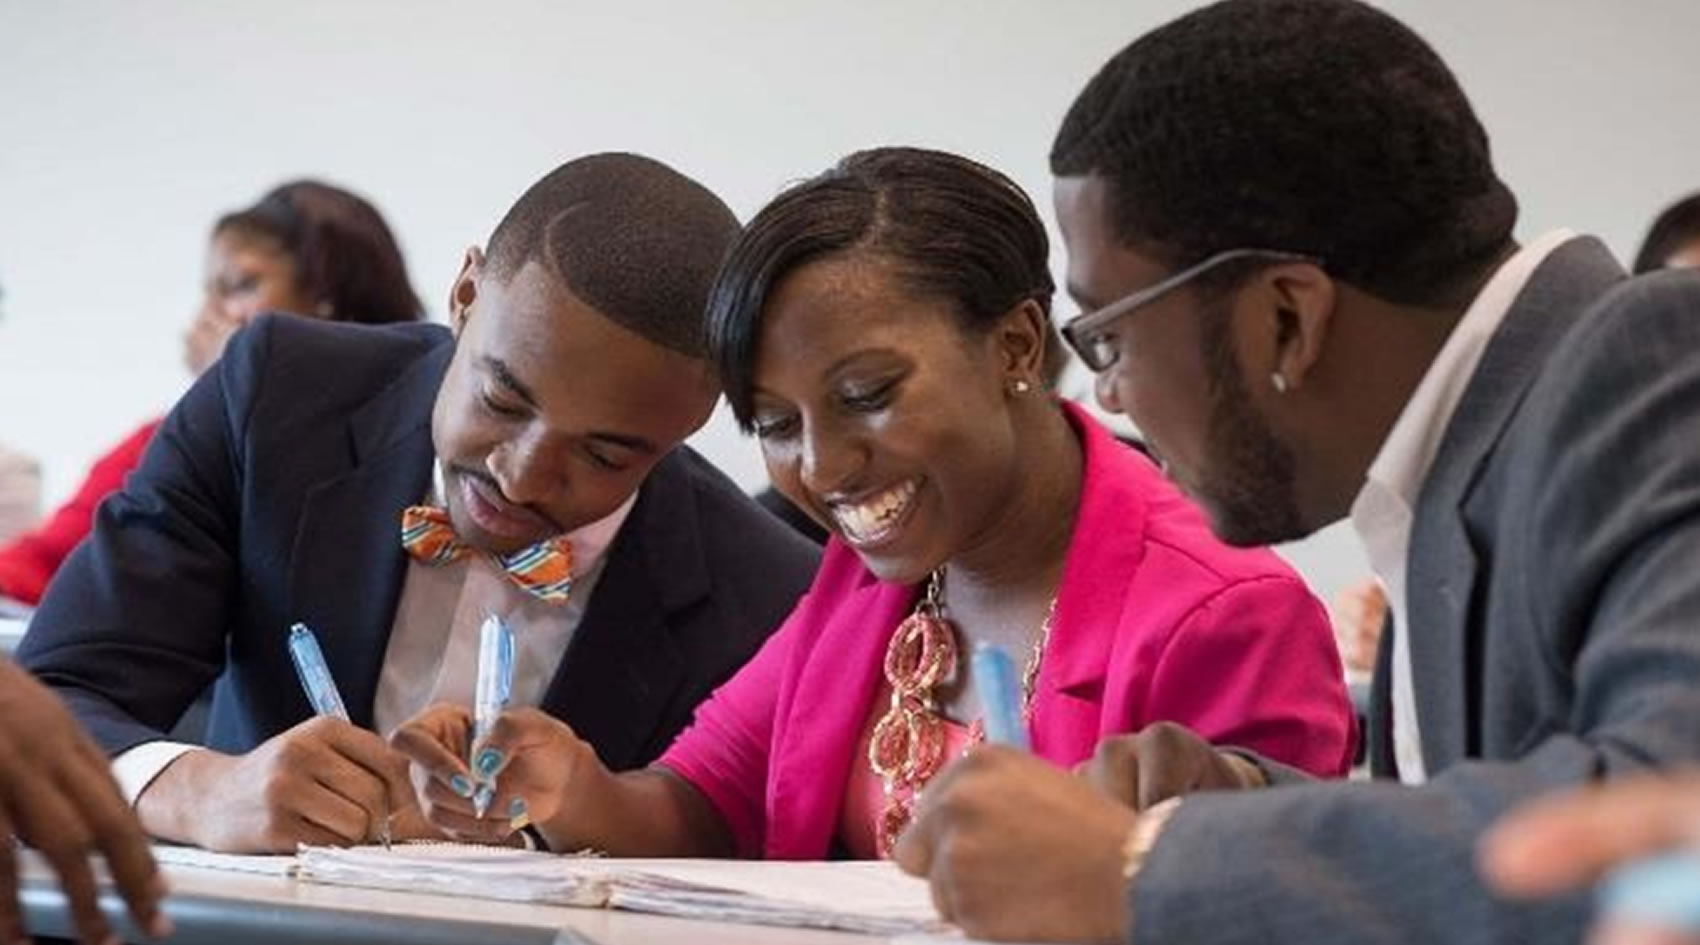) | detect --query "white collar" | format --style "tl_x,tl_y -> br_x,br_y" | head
1358,229 -> 1576,513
